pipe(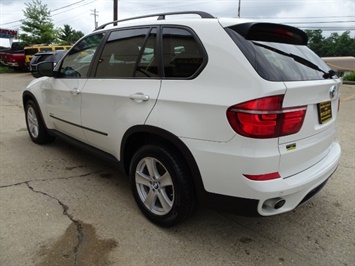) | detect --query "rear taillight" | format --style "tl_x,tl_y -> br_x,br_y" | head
227,95 -> 307,138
